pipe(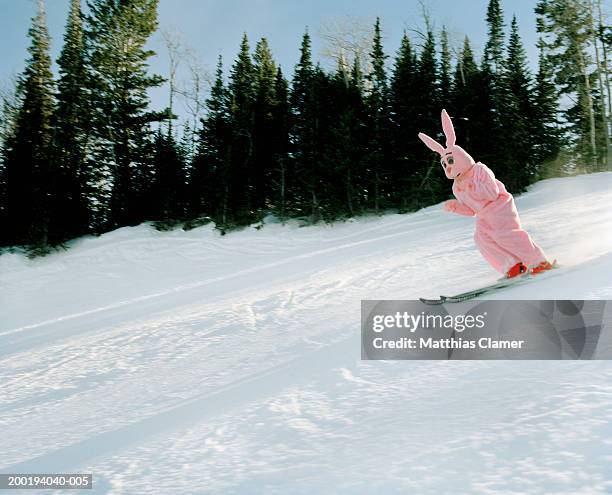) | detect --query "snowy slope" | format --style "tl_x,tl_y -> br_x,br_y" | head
1,172 -> 612,494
